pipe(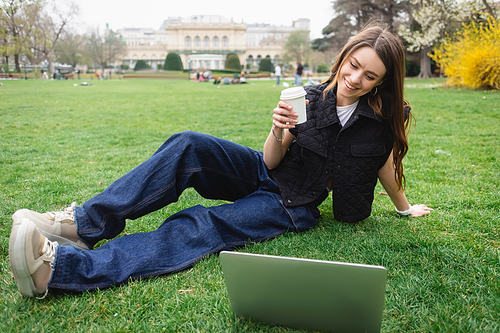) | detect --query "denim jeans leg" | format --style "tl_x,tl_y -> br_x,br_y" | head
74,131 -> 269,248
48,182 -> 317,293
